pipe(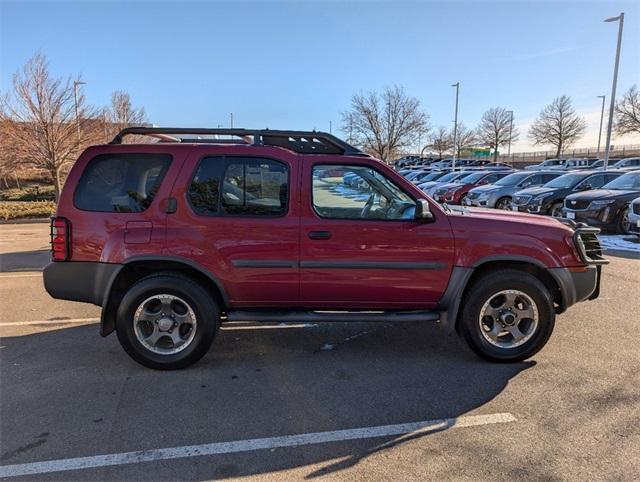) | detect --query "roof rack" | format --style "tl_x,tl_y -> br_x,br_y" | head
109,127 -> 367,156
